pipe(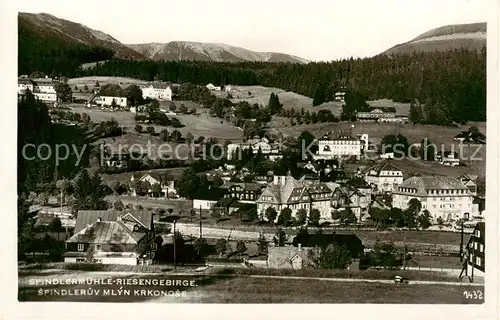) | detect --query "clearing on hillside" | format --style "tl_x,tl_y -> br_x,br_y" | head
69,105 -> 243,141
